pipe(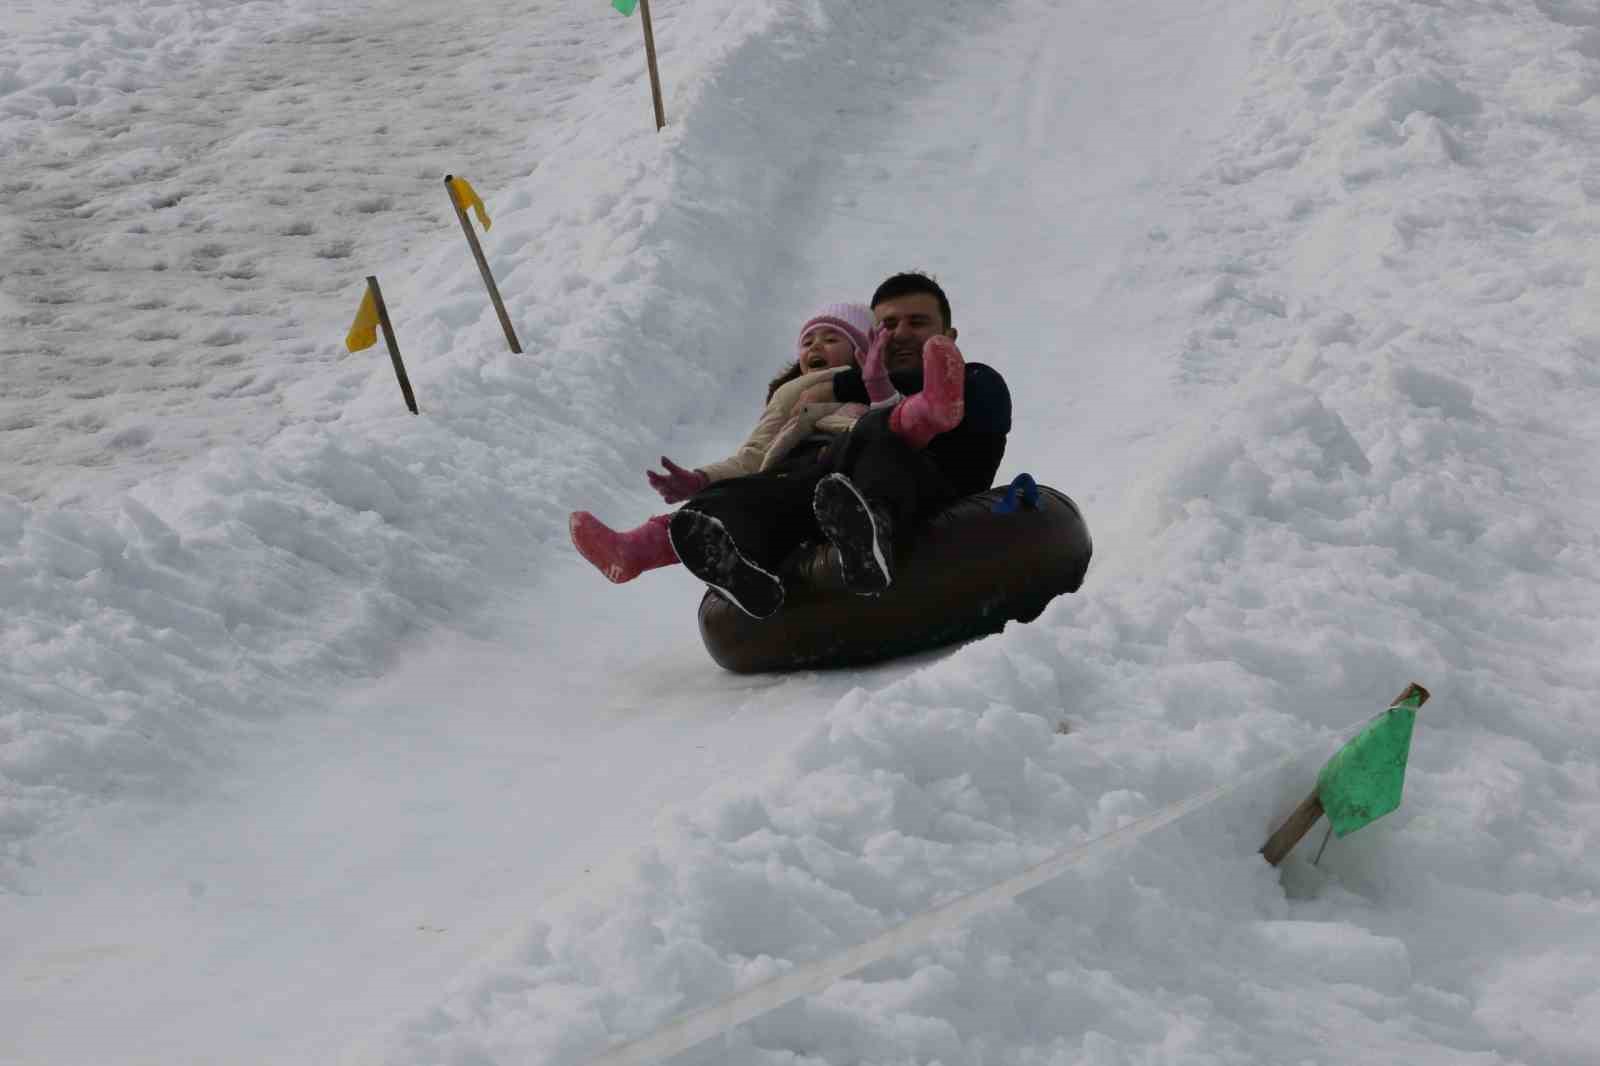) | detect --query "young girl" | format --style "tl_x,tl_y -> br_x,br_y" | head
569,302 -> 876,583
